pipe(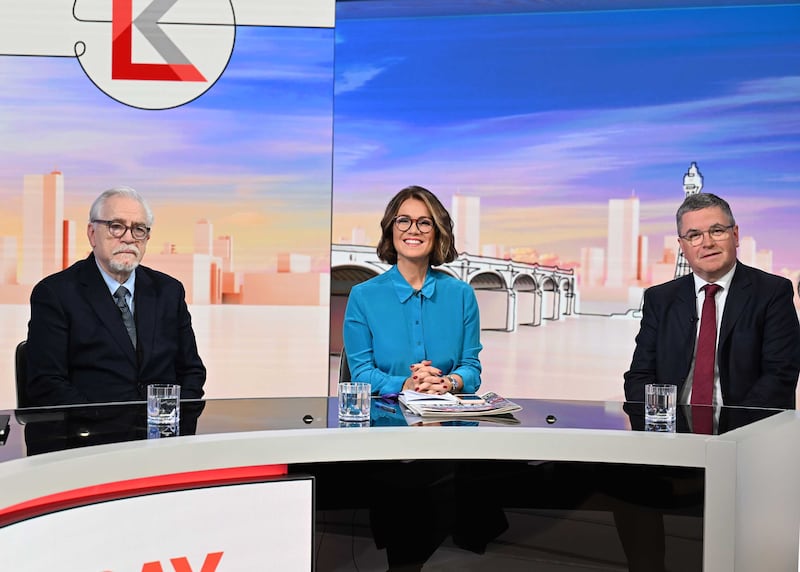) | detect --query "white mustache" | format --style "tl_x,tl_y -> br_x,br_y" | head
113,245 -> 140,256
